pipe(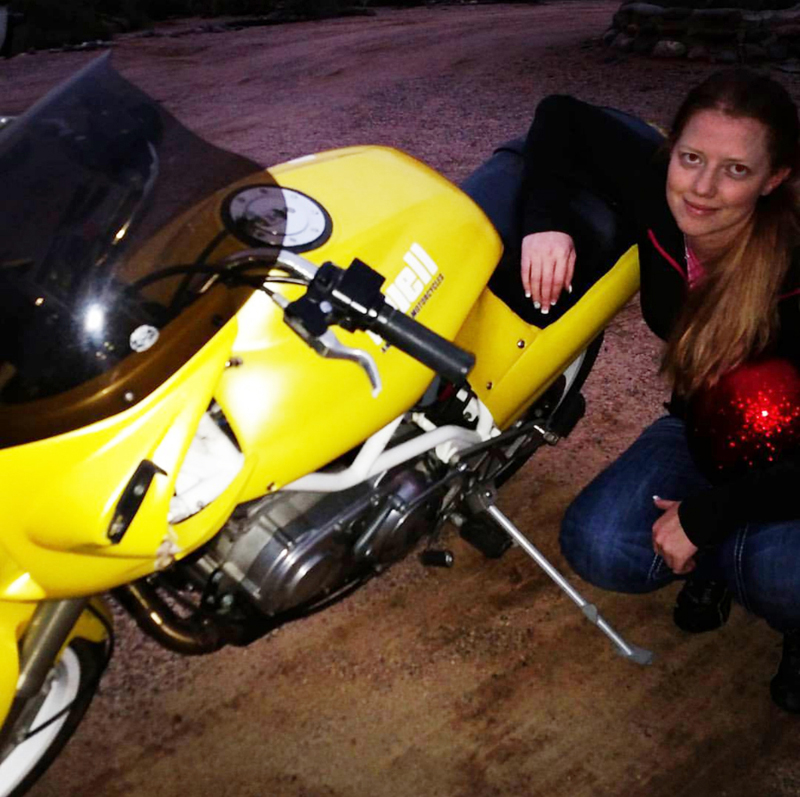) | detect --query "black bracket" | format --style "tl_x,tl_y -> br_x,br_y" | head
465,483 -> 497,515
